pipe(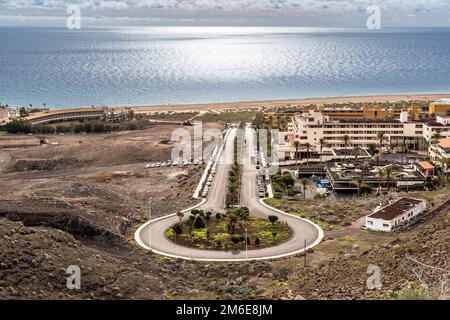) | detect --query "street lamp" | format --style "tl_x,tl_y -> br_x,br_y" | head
148,199 -> 152,250
245,228 -> 248,261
